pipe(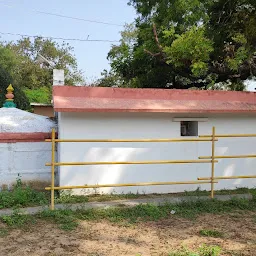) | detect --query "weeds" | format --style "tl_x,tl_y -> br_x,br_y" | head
171,197 -> 256,219
72,196 -> 256,224
1,209 -> 35,227
199,229 -> 224,238
55,187 -> 256,204
0,228 -> 8,237
183,187 -> 255,197
0,175 -> 255,210
0,176 -> 48,209
55,190 -> 144,204
35,197 -> 256,231
55,190 -> 89,204
1,196 -> 255,232
38,209 -> 78,231
169,245 -> 221,256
